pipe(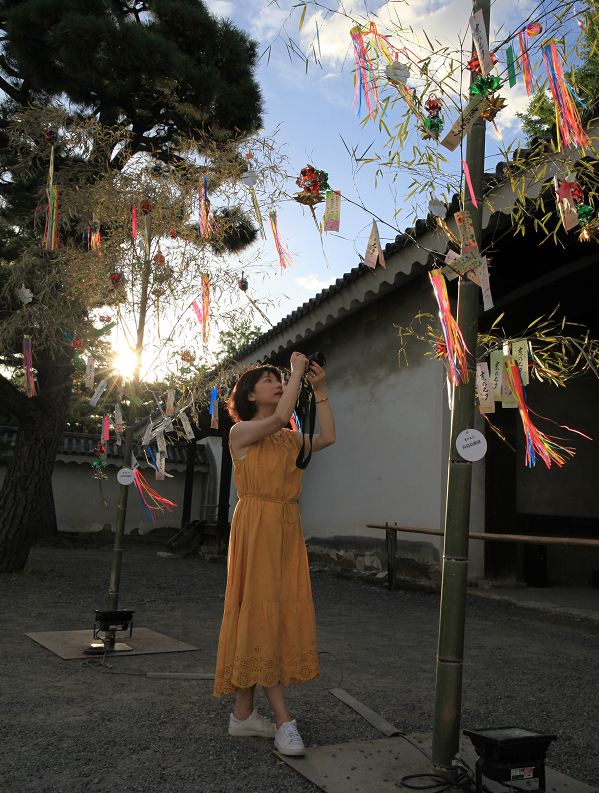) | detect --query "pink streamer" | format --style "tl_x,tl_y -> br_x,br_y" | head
132,205 -> 137,239
103,416 -> 110,442
192,301 -> 203,325
462,160 -> 478,208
